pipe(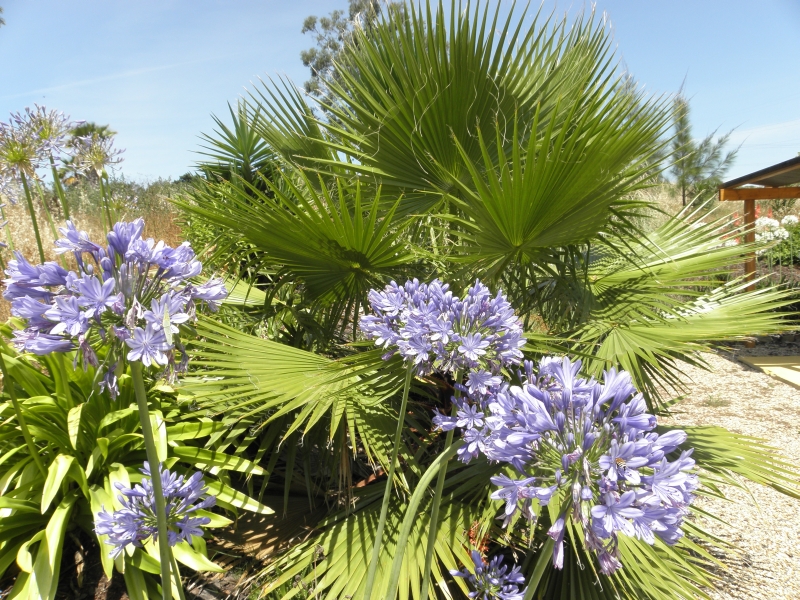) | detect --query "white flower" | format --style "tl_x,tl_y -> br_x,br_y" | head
755,217 -> 780,233
781,215 -> 799,228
